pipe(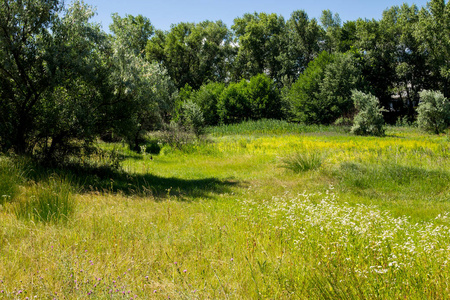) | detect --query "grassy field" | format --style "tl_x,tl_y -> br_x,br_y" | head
1,120 -> 450,299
